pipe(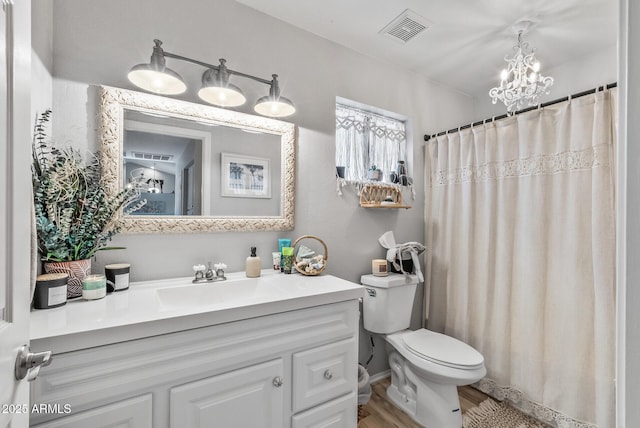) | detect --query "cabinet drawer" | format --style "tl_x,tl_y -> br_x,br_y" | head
292,337 -> 357,412
292,392 -> 356,428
